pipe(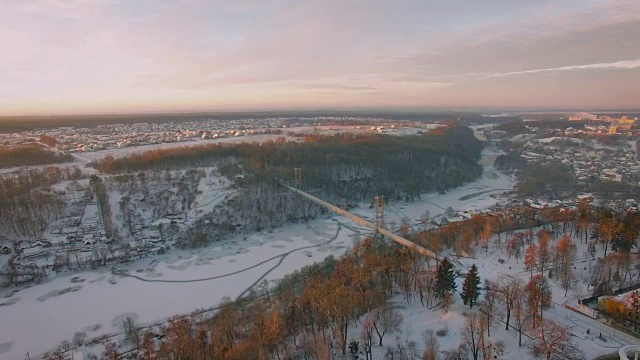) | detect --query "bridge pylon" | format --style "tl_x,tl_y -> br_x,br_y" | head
374,195 -> 385,230
294,168 -> 302,188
